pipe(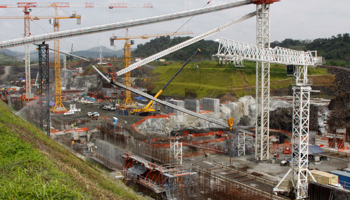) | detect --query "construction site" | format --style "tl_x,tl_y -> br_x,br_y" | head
1,1 -> 350,200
